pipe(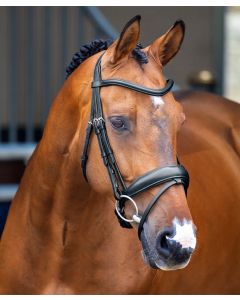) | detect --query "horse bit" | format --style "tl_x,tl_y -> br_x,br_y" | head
81,52 -> 189,239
